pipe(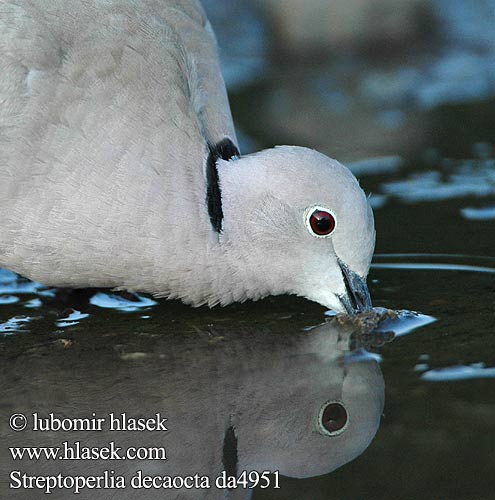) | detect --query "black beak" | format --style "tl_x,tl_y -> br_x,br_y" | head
337,260 -> 373,314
